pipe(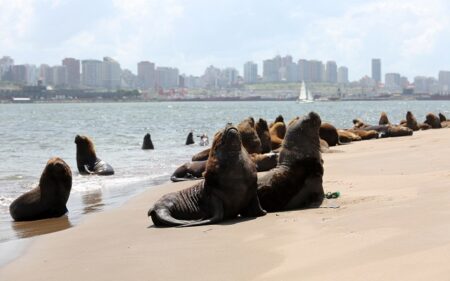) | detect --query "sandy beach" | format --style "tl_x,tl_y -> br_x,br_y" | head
1,128 -> 450,281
